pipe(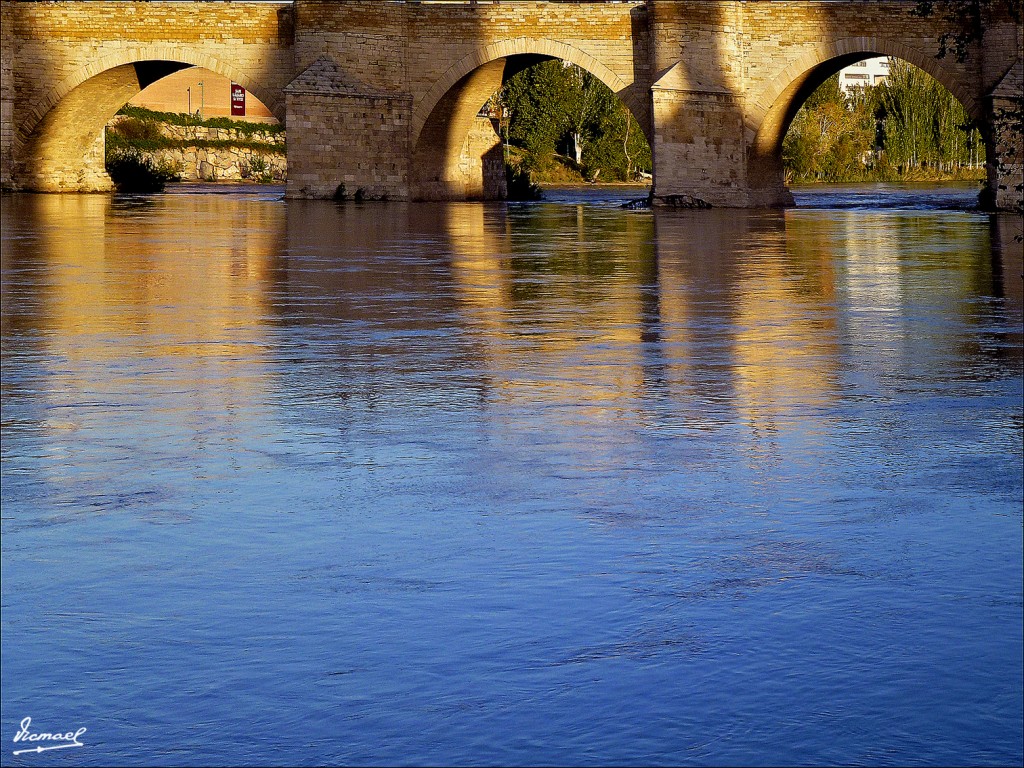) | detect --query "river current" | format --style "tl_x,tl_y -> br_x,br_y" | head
1,183 -> 1022,766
